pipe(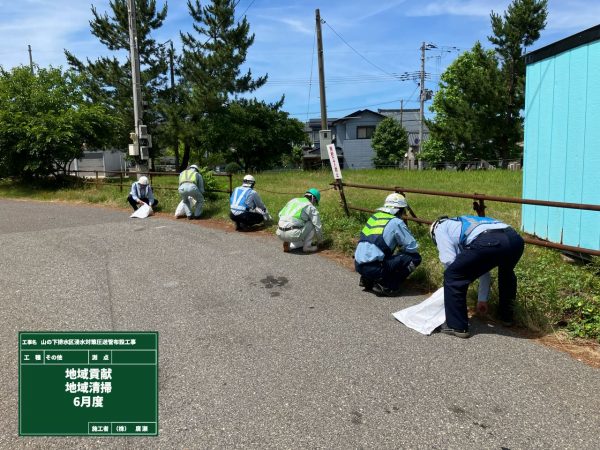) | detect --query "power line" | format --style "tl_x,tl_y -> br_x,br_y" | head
321,19 -> 425,84
289,98 -> 421,117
